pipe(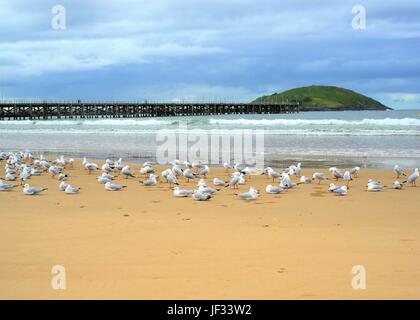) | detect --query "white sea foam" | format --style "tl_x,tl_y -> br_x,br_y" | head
208,118 -> 420,126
